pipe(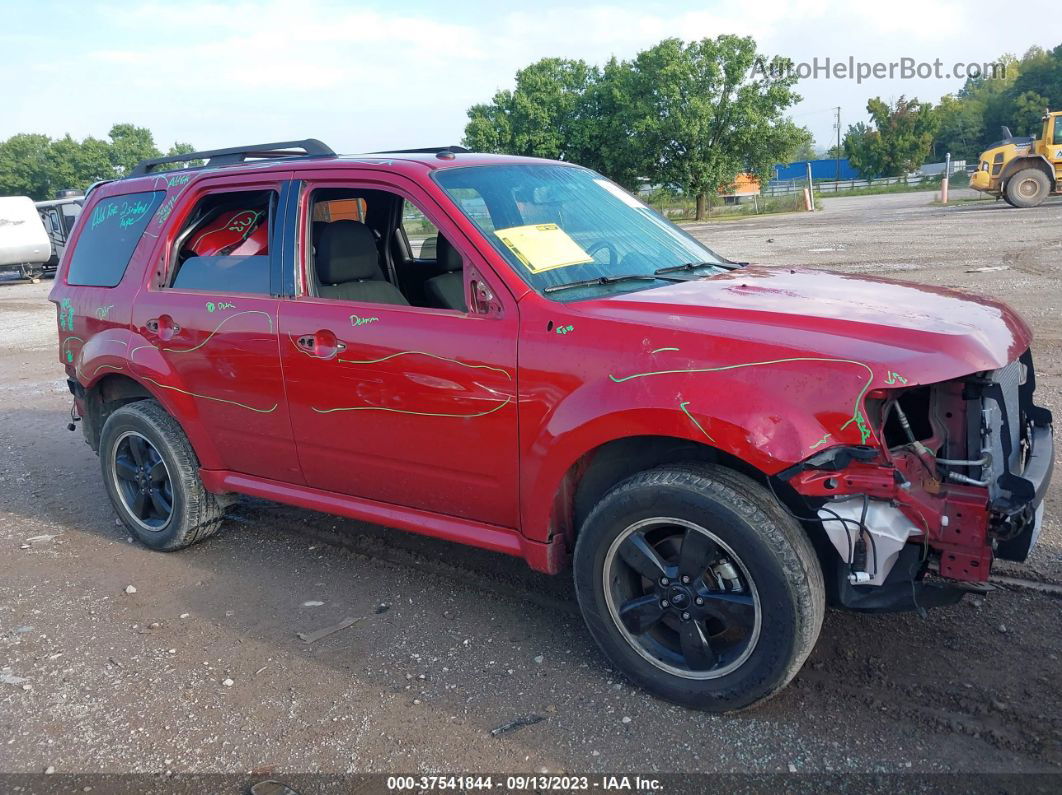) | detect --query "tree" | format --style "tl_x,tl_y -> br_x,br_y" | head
462,36 -> 803,220
463,58 -> 600,162
1009,44 -> 1062,120
0,126 -> 198,200
48,135 -> 114,192
842,122 -> 879,177
788,137 -> 817,162
608,37 -> 804,219
107,123 -> 161,176
0,134 -> 54,198
932,93 -> 984,161
845,97 -> 938,177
